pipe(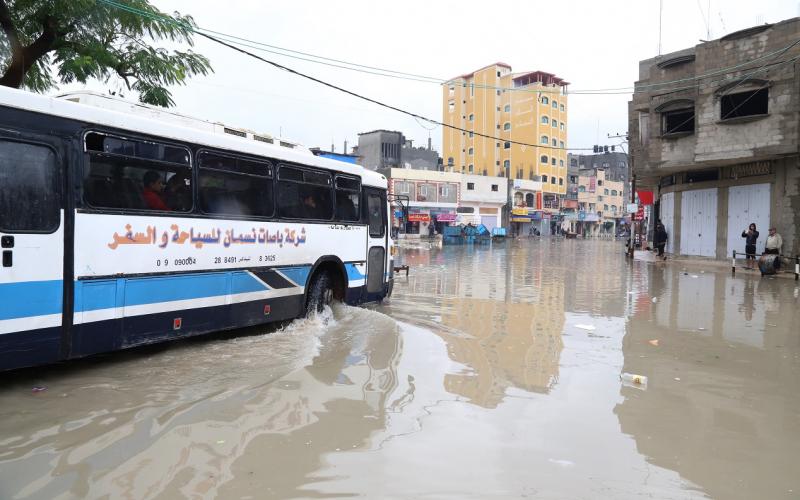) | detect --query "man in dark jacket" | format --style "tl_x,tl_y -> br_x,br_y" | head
653,223 -> 668,260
